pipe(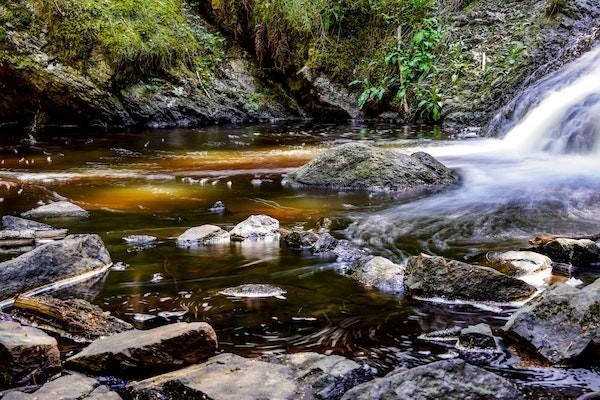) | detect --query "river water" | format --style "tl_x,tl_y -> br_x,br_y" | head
0,123 -> 599,398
